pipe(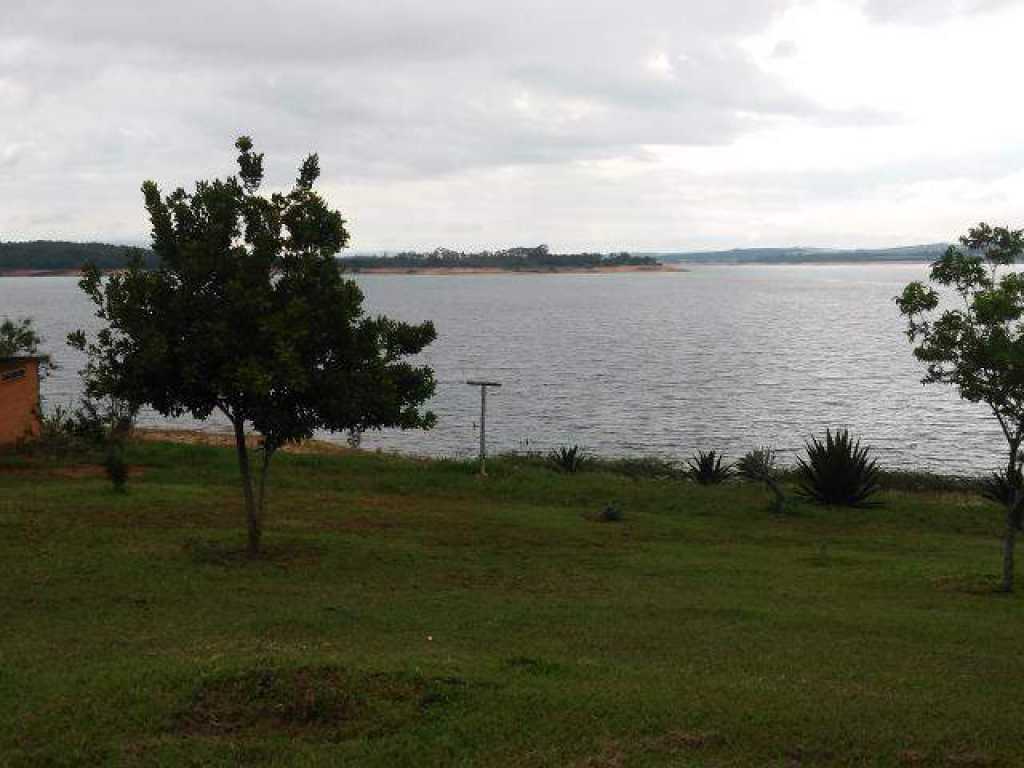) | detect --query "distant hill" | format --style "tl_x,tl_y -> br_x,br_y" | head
0,241 -> 156,272
652,244 -> 950,264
